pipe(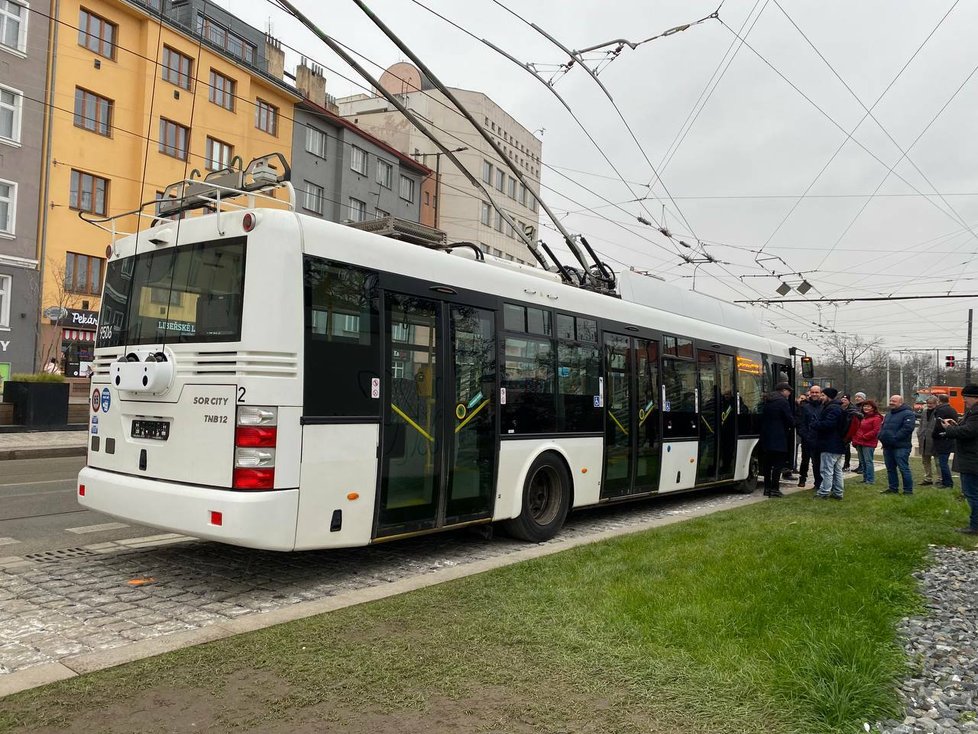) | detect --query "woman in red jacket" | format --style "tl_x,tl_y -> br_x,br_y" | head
852,400 -> 883,484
